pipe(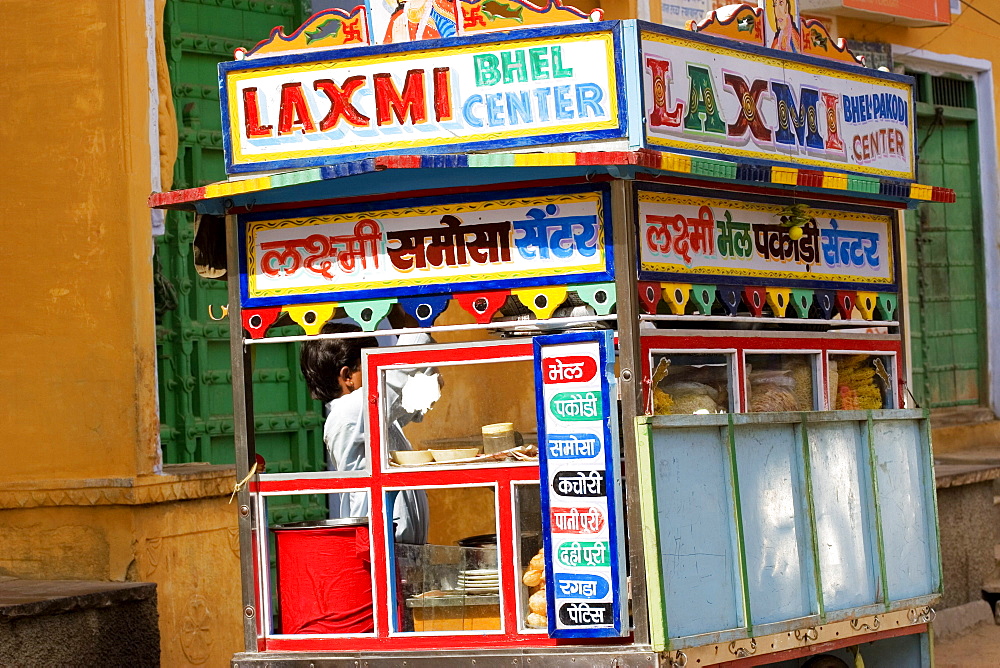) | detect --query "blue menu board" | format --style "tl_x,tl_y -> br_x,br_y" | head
533,329 -> 627,638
